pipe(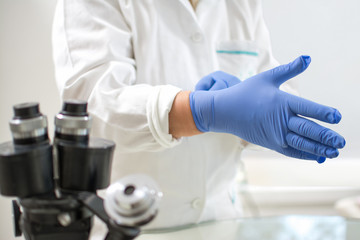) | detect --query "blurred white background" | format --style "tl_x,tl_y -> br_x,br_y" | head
0,0 -> 359,239
0,1 -> 58,239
